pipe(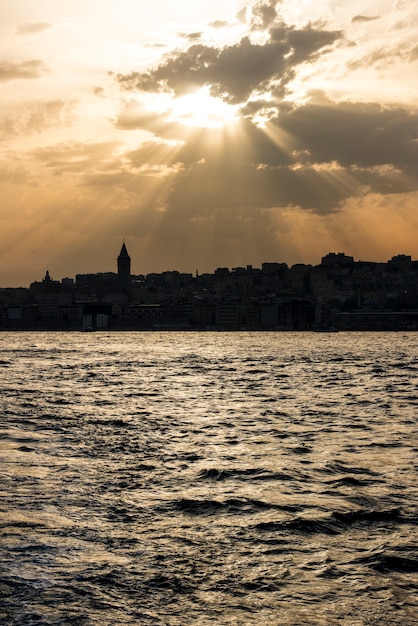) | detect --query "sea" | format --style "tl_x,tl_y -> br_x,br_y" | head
1,331 -> 418,625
